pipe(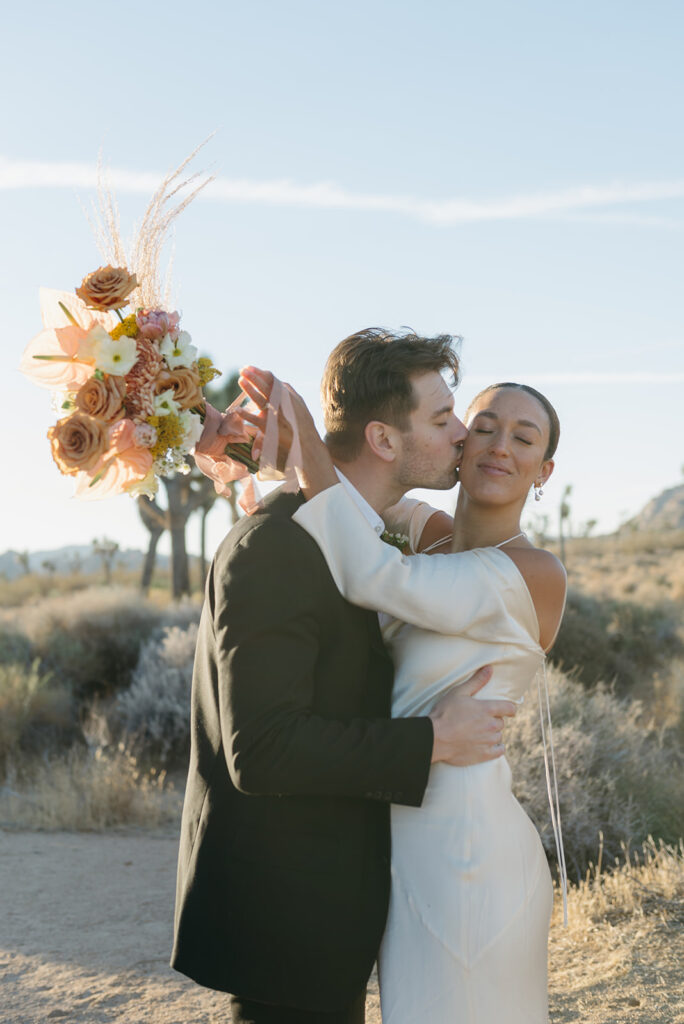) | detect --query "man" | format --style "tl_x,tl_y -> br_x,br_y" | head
171,329 -> 516,1023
